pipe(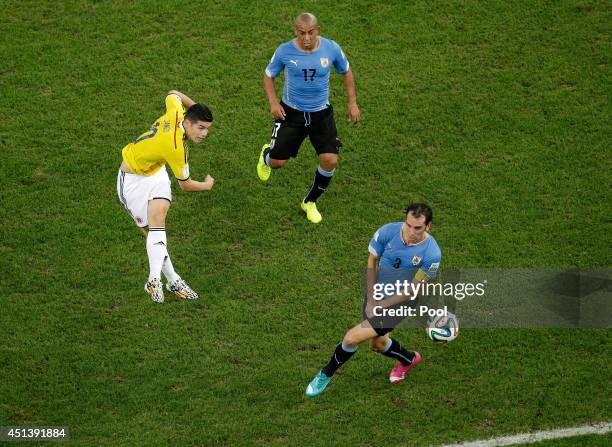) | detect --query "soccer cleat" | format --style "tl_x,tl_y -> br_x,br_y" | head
389,351 -> 422,384
144,278 -> 164,303
166,278 -> 199,300
257,144 -> 271,181
301,201 -> 322,224
305,370 -> 332,397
